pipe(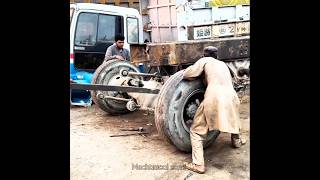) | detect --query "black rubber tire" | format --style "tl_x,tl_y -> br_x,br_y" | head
91,59 -> 141,115
155,70 -> 220,152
